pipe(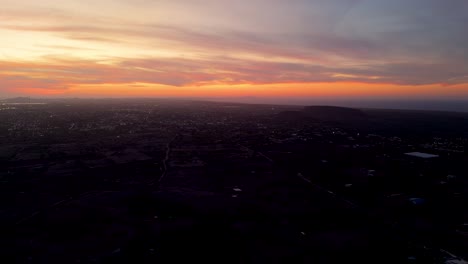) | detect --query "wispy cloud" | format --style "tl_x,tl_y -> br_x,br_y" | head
1,56 -> 467,94
0,0 -> 467,97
